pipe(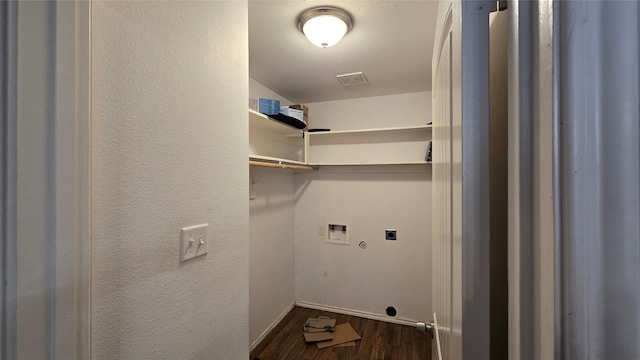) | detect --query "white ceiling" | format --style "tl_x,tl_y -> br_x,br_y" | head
249,1 -> 440,104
